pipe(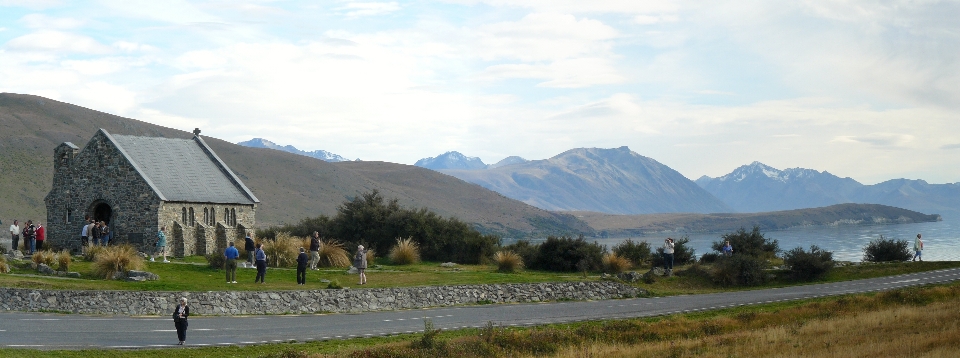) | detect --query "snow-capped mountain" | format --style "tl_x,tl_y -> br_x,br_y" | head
237,138 -> 351,162
414,151 -> 488,170
698,162 -> 960,216
489,156 -> 529,169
